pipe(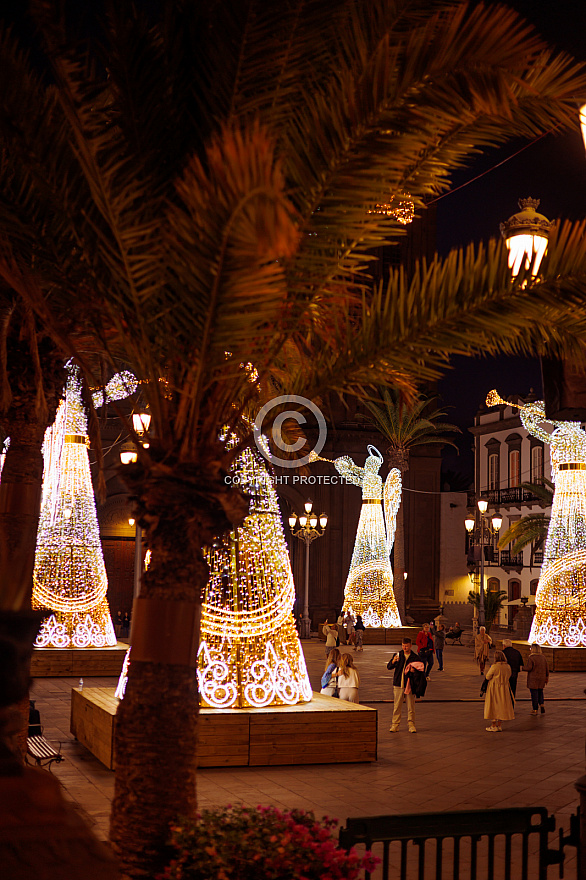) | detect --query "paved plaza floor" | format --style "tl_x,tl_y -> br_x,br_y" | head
30,637 -> 586,873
